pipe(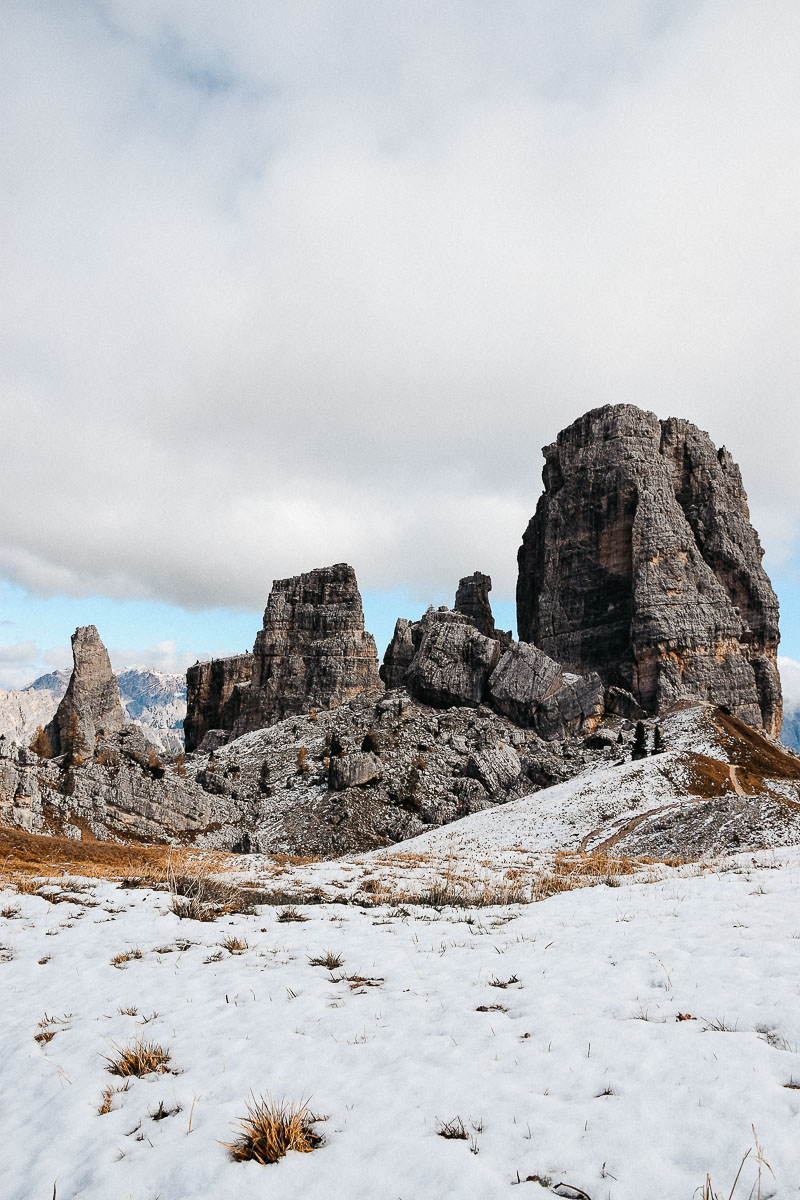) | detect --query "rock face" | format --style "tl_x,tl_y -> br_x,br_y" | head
45,627 -> 124,757
517,405 -> 782,735
184,564 -> 382,750
184,655 -> 252,752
